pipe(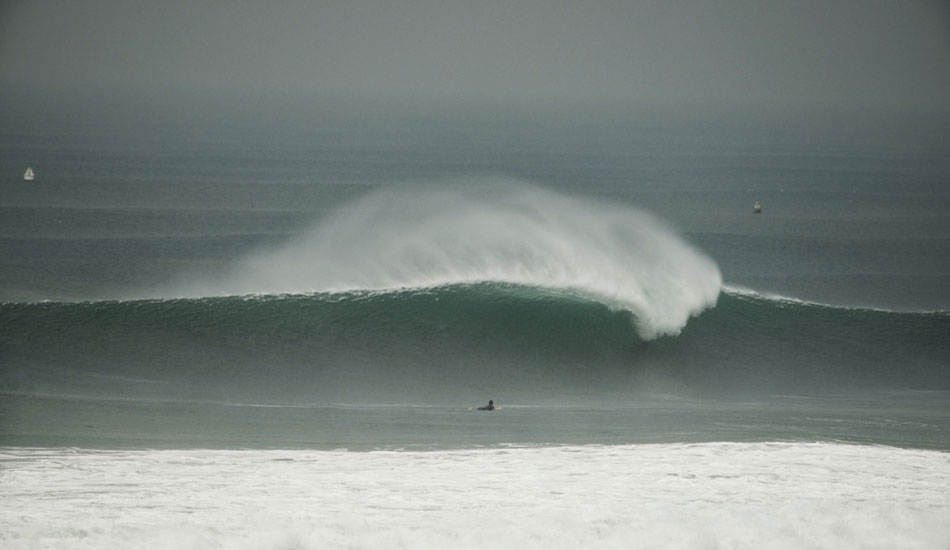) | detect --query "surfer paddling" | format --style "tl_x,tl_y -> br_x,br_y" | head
467,400 -> 500,411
